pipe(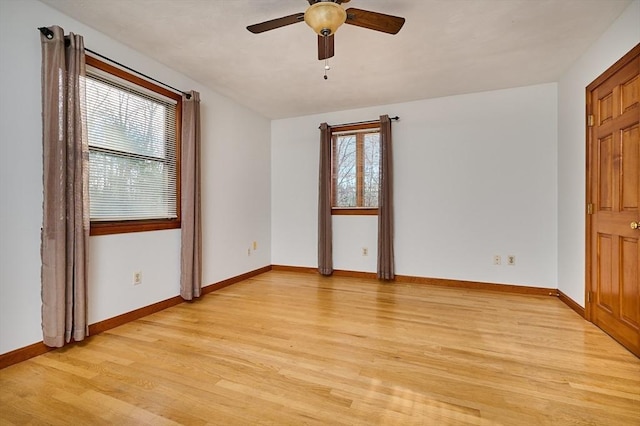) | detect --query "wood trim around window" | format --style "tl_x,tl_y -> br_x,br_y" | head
90,219 -> 181,236
331,121 -> 380,212
85,56 -> 182,236
331,208 -> 378,216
